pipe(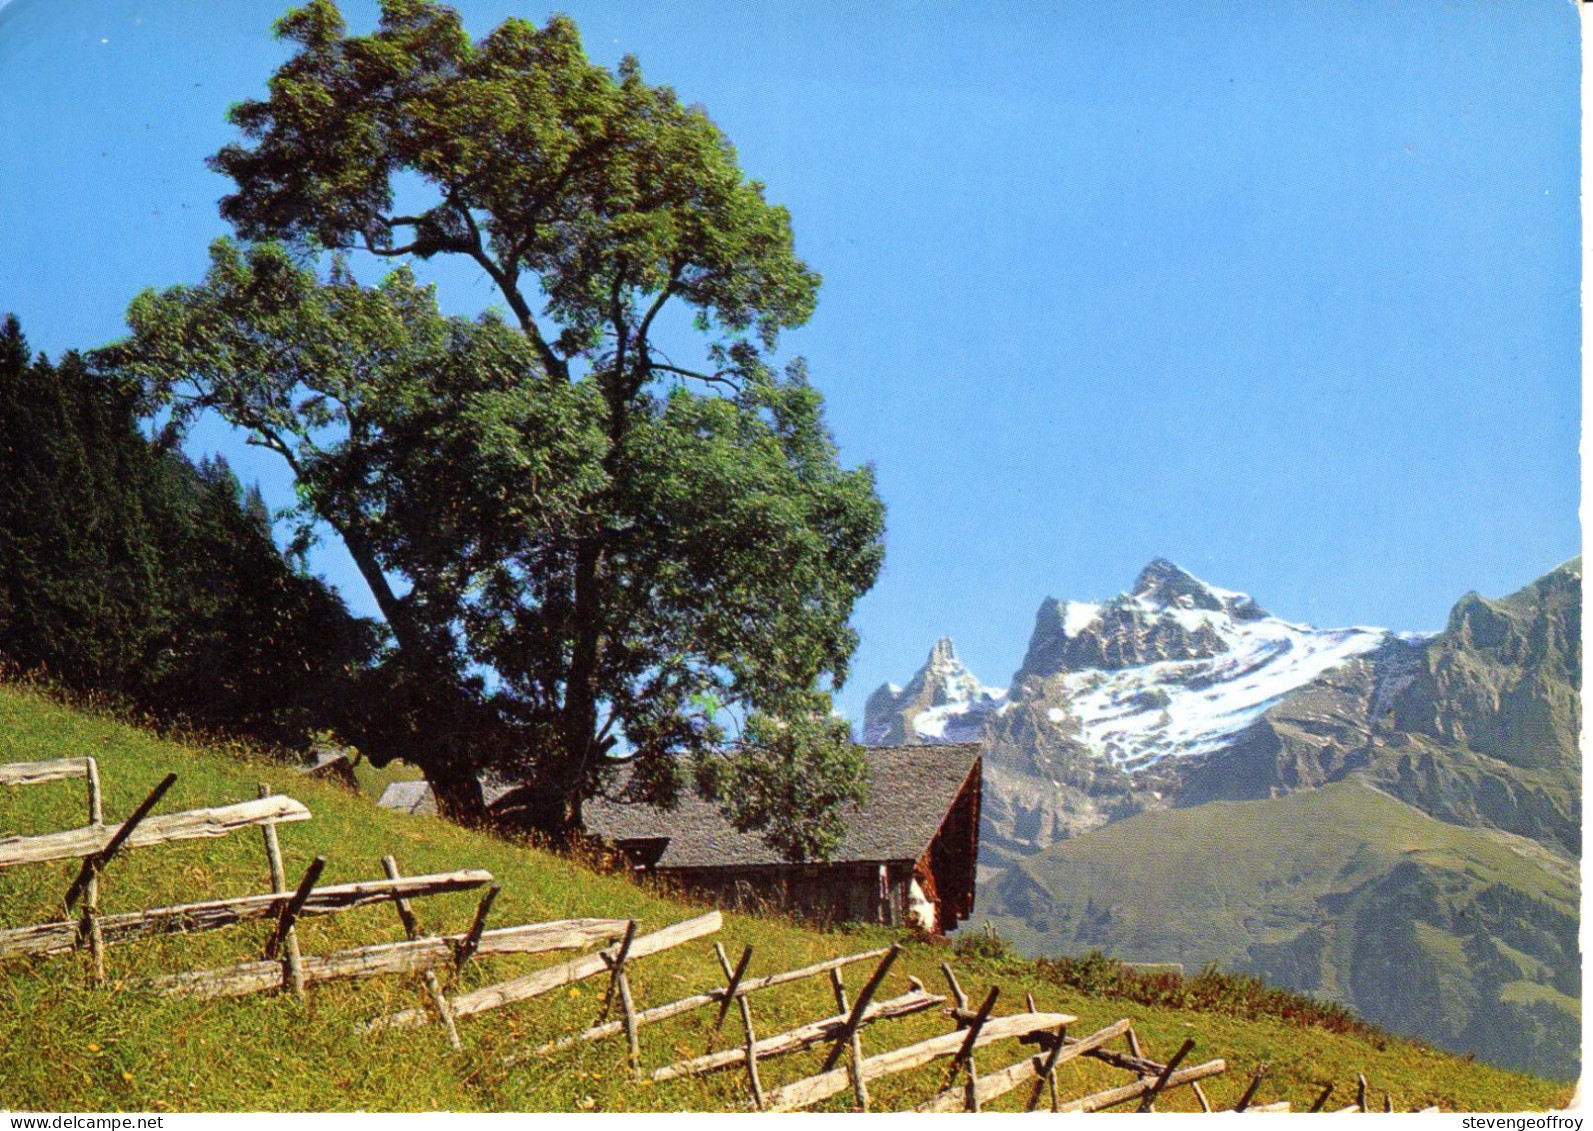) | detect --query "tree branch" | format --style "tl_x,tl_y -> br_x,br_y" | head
608,267 -> 630,397
453,205 -> 567,383
238,420 -> 306,477
634,262 -> 684,357
648,361 -> 742,392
